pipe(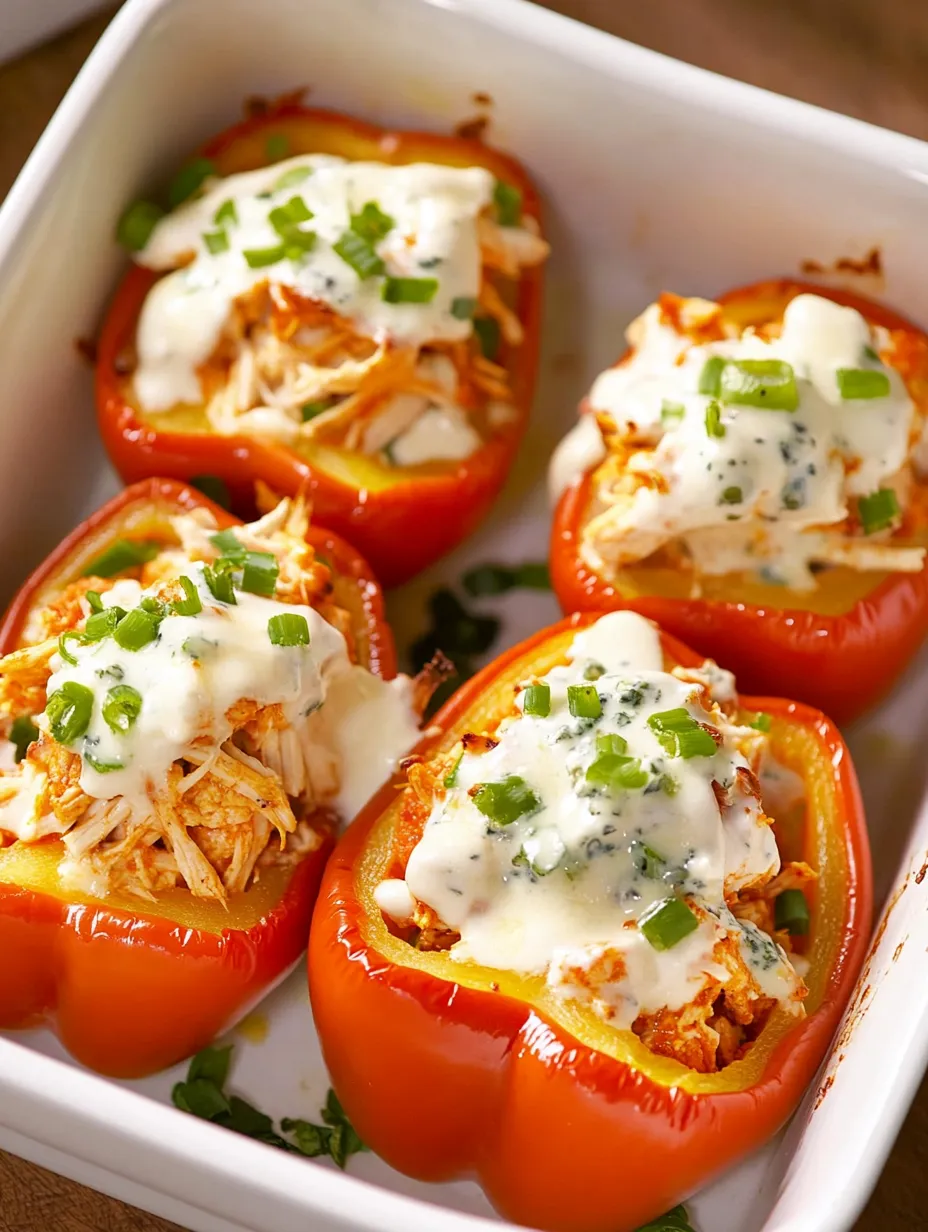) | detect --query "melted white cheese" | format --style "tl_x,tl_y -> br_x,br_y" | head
390,612 -> 798,1026
41,566 -> 418,820
561,294 -> 921,586
387,405 -> 482,467
133,155 -> 494,412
